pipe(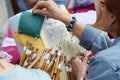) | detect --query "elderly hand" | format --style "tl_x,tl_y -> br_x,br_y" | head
72,56 -> 88,79
32,0 -> 72,26
32,0 -> 64,19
